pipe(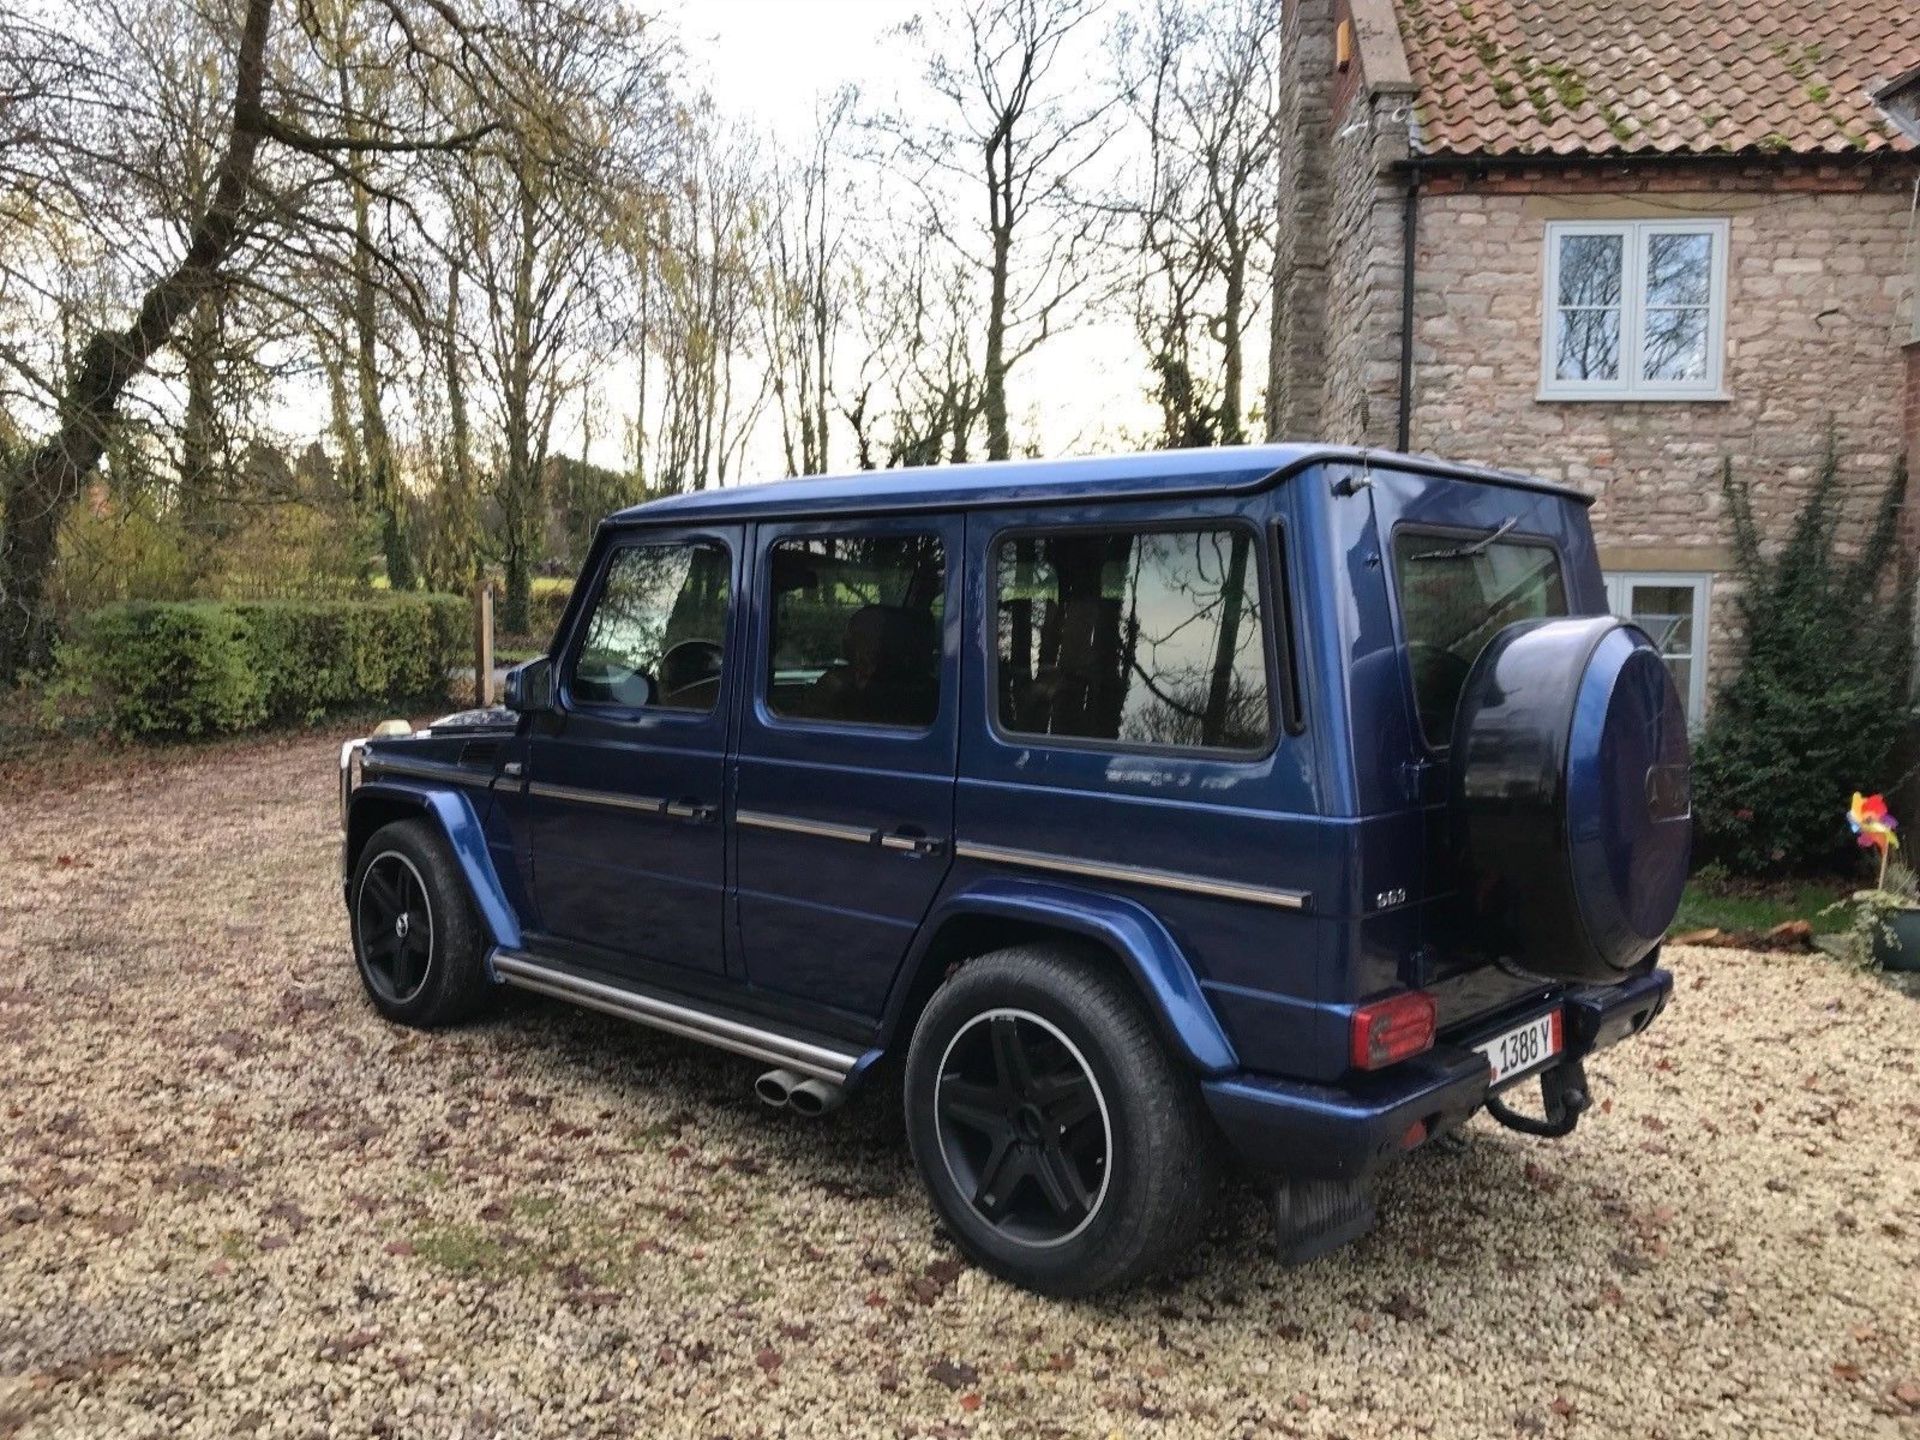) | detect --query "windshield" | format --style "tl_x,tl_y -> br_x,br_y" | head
1392,527 -> 1567,746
